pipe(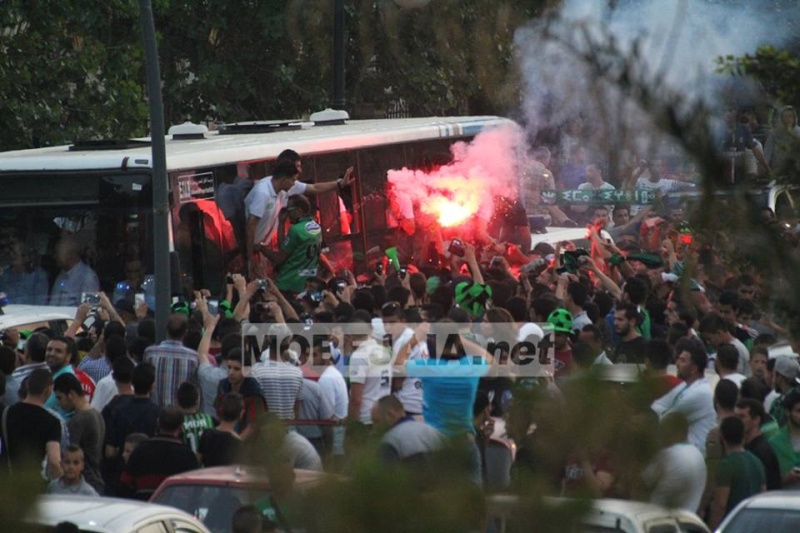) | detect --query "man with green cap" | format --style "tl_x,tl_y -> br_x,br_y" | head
547,308 -> 574,378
